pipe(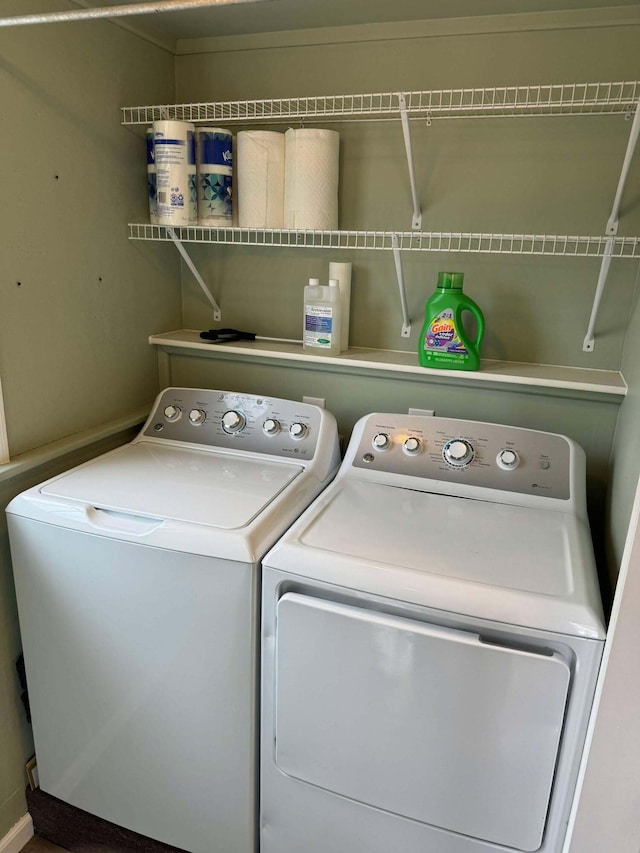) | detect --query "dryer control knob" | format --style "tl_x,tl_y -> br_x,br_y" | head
188,408 -> 206,426
222,410 -> 246,433
163,405 -> 182,422
372,433 -> 391,451
289,422 -> 308,440
497,449 -> 520,470
263,418 -> 281,436
443,438 -> 474,467
403,437 -> 422,455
